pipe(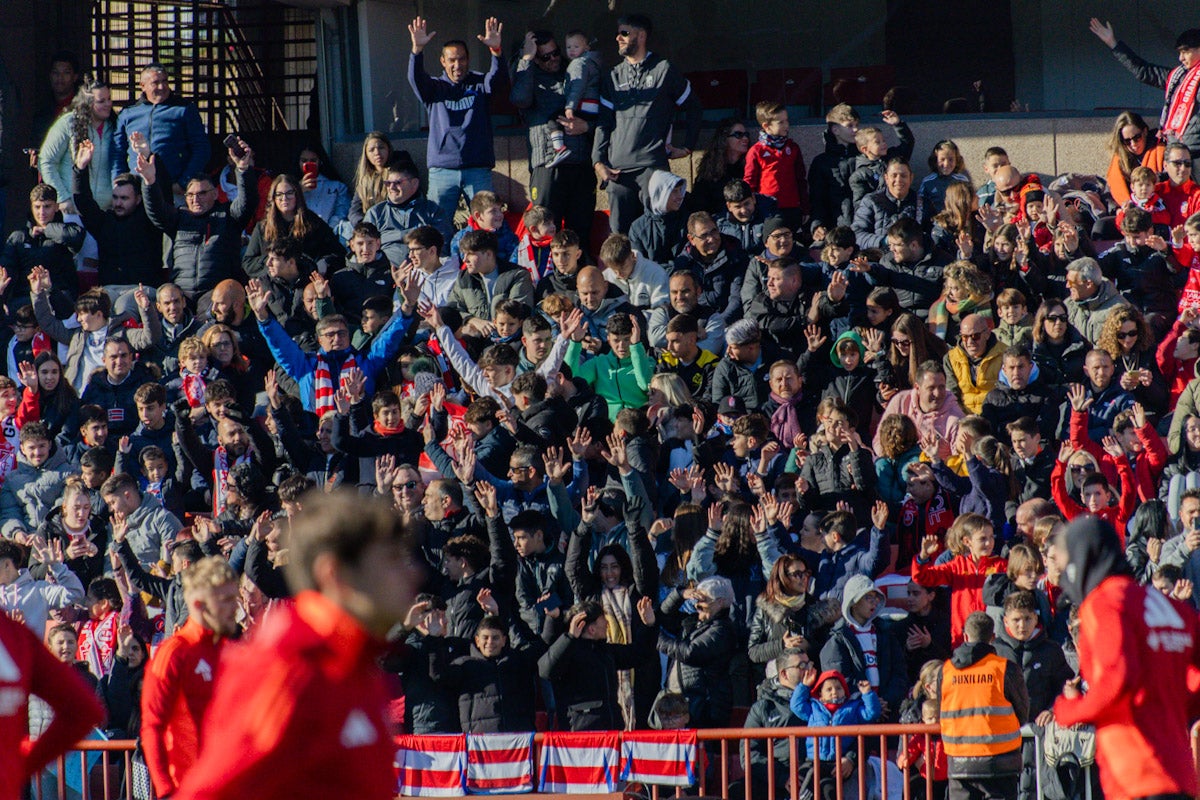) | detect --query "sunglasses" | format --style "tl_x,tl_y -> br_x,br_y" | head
1167,159 -> 1193,168
537,49 -> 561,62
395,480 -> 420,490
1045,313 -> 1068,323
1069,465 -> 1089,474
785,569 -> 809,579
1117,330 -> 1139,340
617,29 -> 637,37
960,331 -> 986,342
1121,132 -> 1146,145
892,338 -> 911,347
728,131 -> 750,139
